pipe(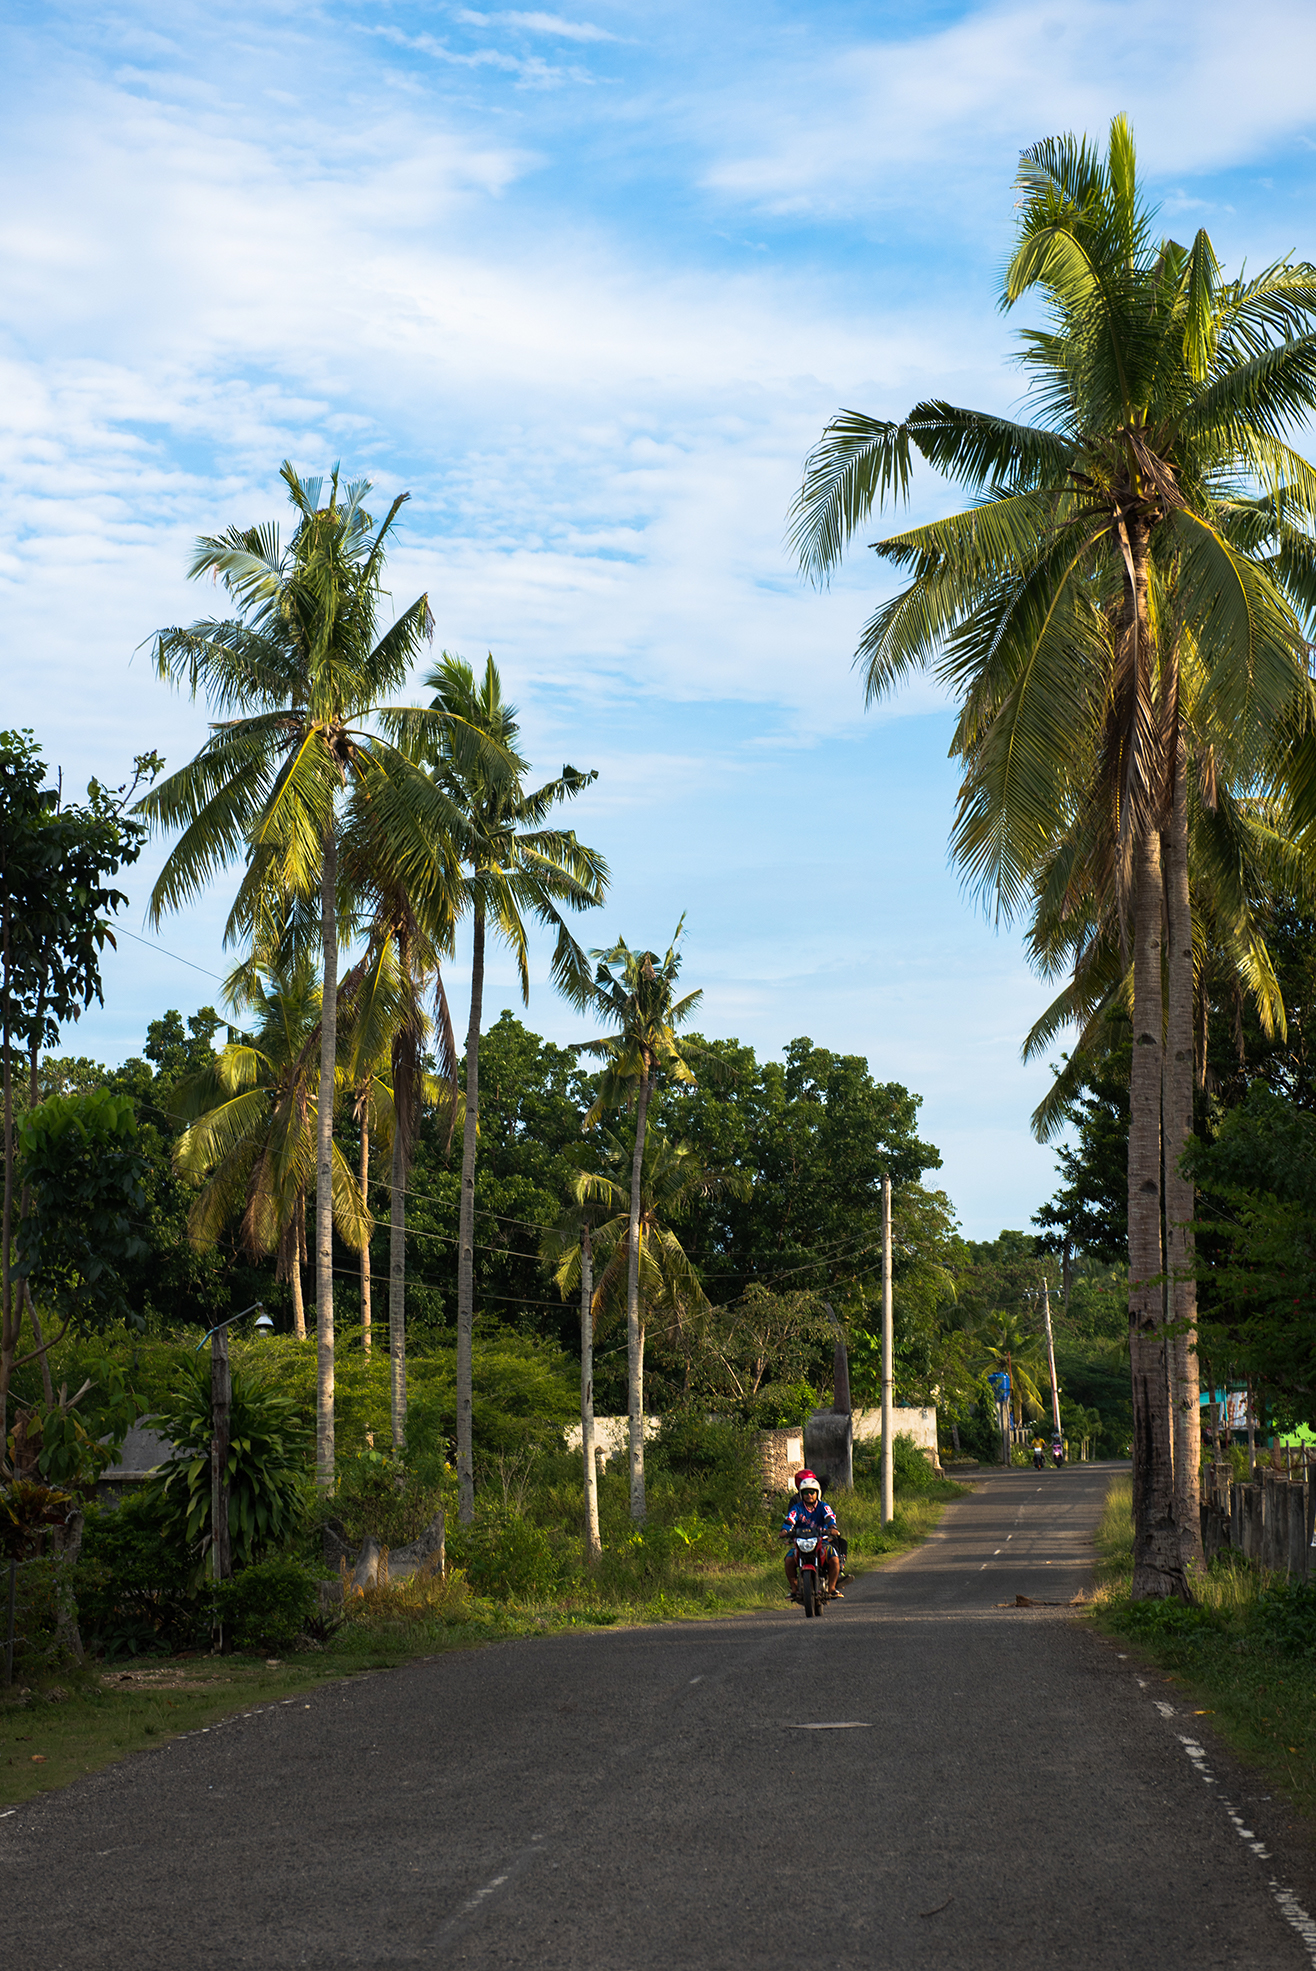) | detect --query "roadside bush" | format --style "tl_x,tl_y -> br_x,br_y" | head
1253,1575 -> 1316,1656
460,1514 -> 560,1599
77,1496 -> 199,1658
329,1449 -> 445,1550
139,1361 -> 311,1579
212,1557 -> 321,1652
853,1431 -> 940,1491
